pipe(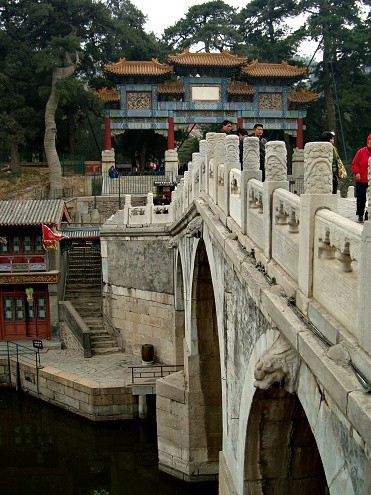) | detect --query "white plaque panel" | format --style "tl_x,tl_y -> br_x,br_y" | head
191,86 -> 220,101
